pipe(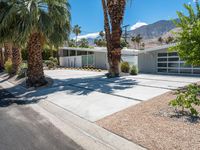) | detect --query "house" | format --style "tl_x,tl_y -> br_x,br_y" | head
59,47 -> 139,69
59,45 -> 200,75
